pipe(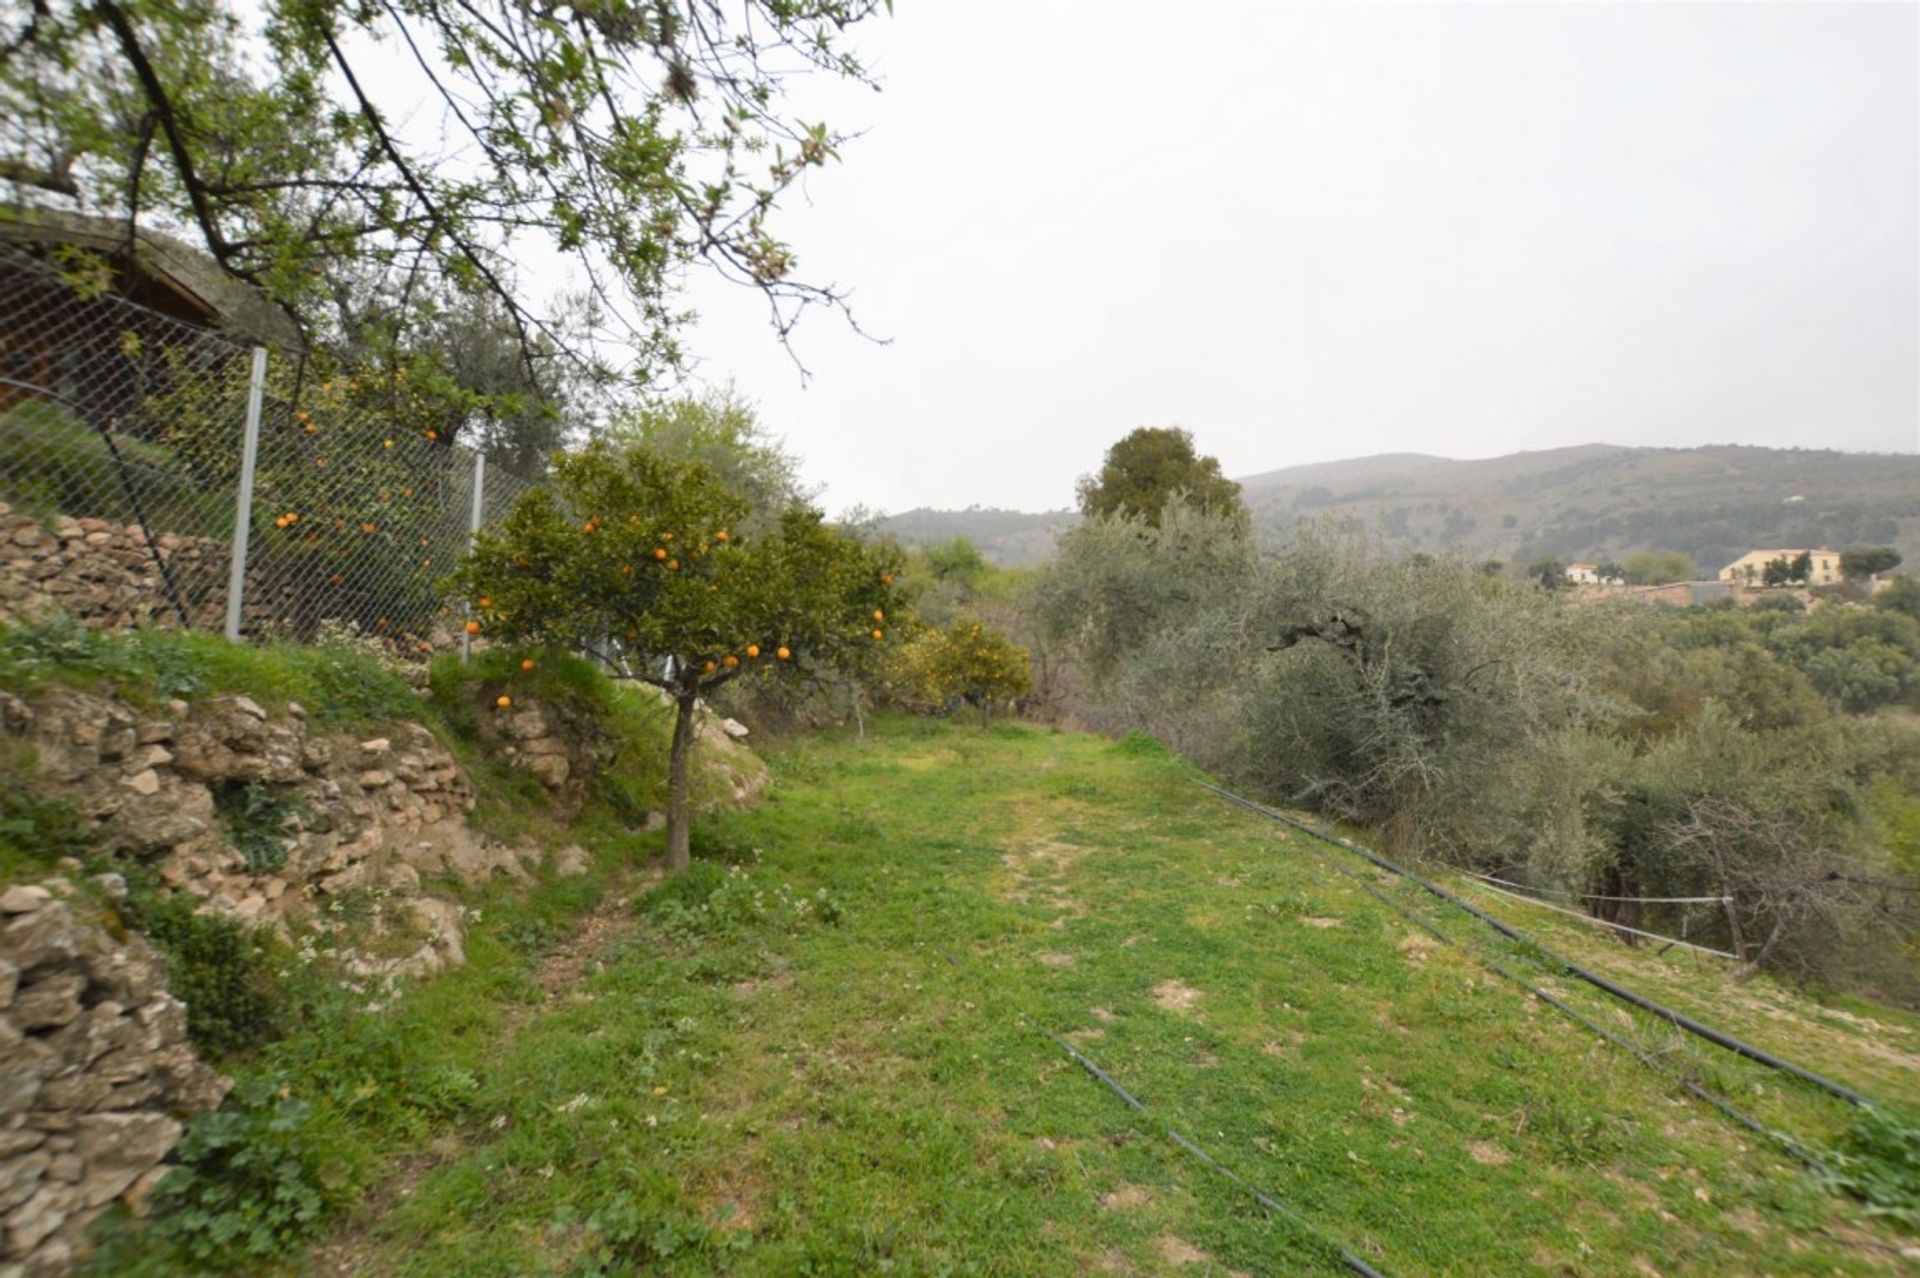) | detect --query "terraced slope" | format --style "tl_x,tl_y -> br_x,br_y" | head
321,719 -> 1918,1276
